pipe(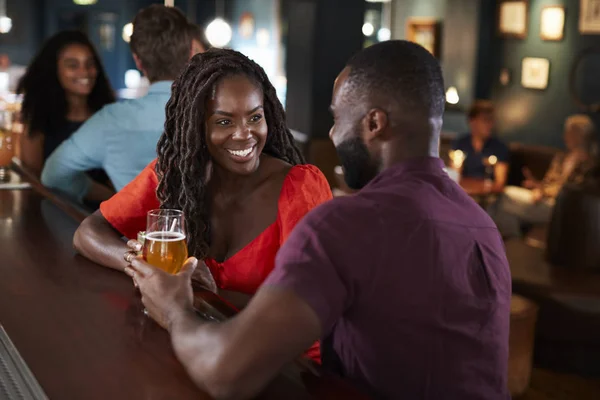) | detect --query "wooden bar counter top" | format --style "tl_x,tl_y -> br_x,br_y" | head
0,170 -> 365,399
